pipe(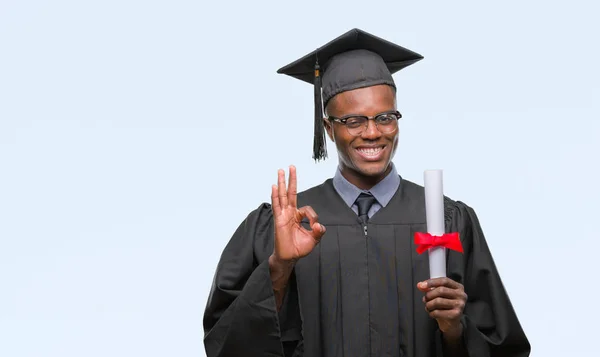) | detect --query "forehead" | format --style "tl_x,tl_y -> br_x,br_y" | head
327,84 -> 396,116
